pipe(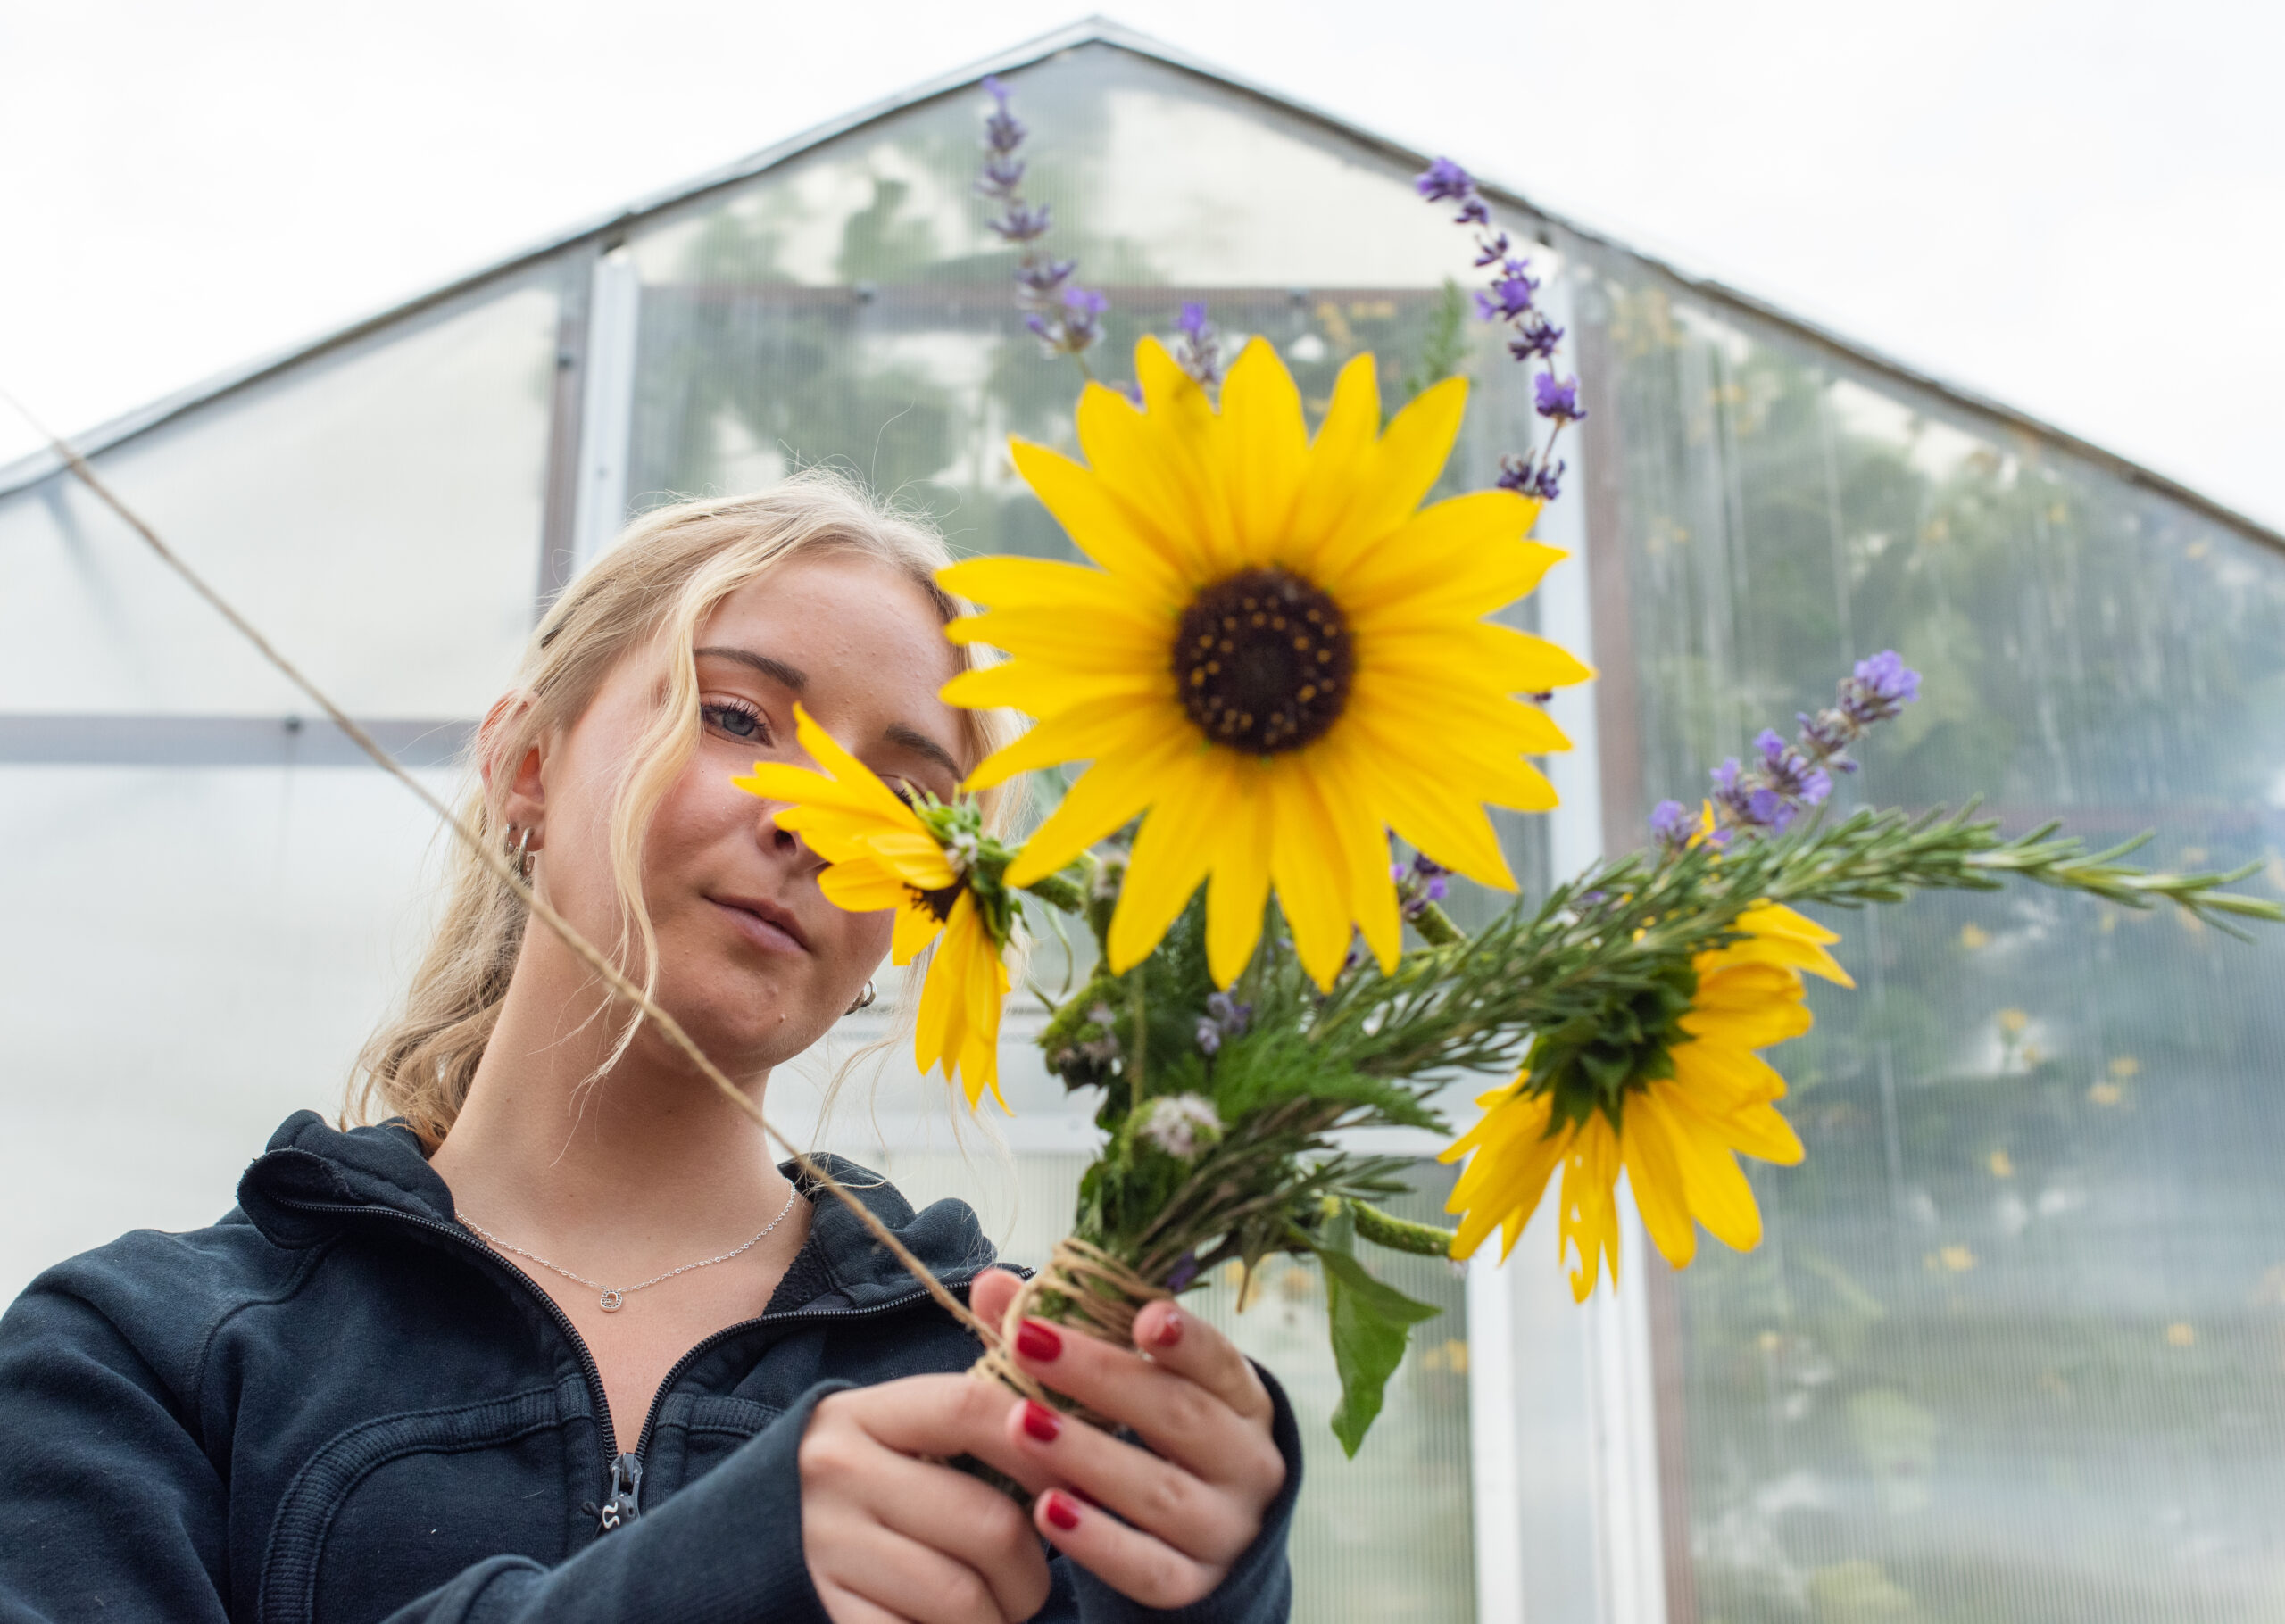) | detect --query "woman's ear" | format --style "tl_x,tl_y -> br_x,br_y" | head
478,692 -> 548,839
